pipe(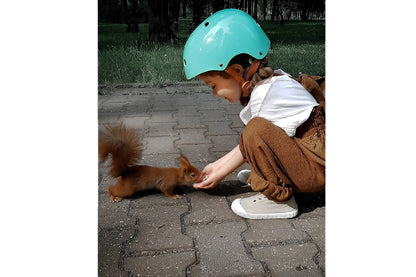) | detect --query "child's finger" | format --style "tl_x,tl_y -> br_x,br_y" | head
193,175 -> 210,189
